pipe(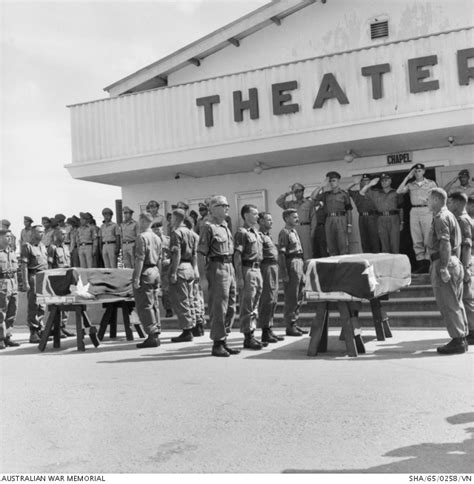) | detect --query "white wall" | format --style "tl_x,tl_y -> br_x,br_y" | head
168,0 -> 471,86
